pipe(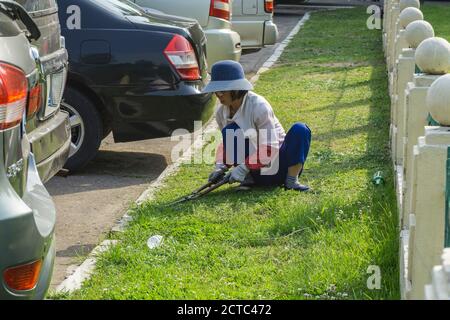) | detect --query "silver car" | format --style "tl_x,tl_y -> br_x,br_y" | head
16,0 -> 71,183
0,1 -> 62,299
231,0 -> 278,51
131,0 -> 242,70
